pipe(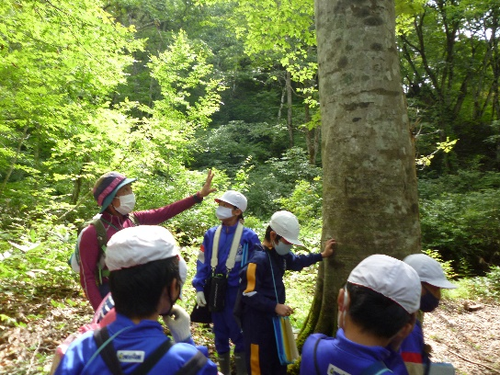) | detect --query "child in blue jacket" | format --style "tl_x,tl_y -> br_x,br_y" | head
239,211 -> 336,375
192,191 -> 260,375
